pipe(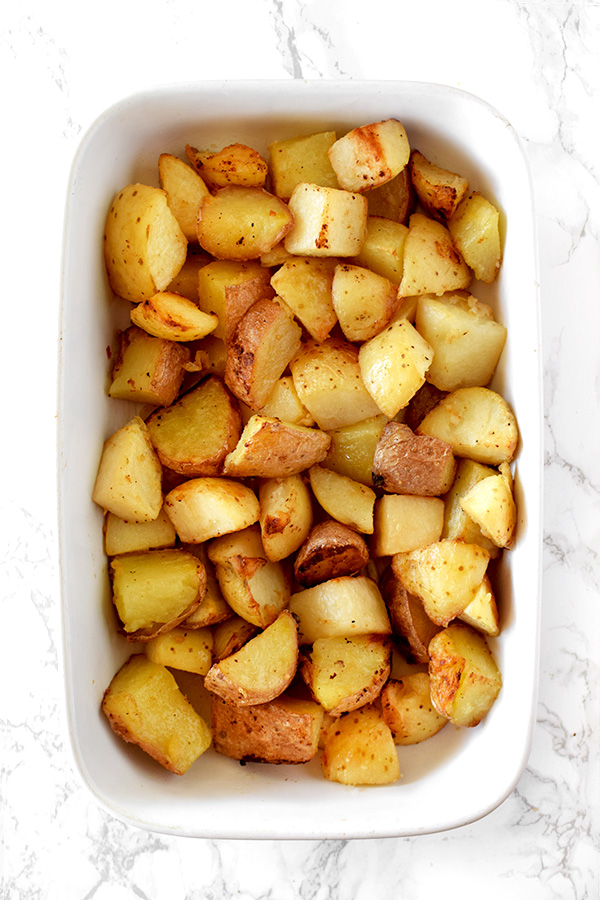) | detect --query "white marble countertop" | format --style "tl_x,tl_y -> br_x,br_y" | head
2,1 -> 599,896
